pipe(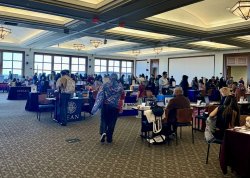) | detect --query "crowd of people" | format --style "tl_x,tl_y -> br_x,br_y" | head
134,71 -> 249,102
5,70 -> 249,144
